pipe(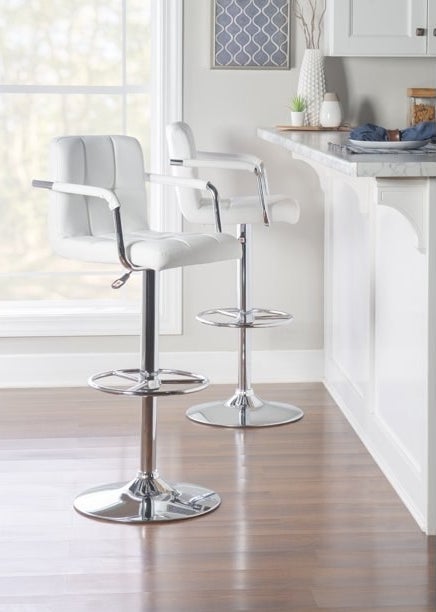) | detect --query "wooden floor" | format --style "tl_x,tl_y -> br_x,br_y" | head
0,383 -> 434,611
